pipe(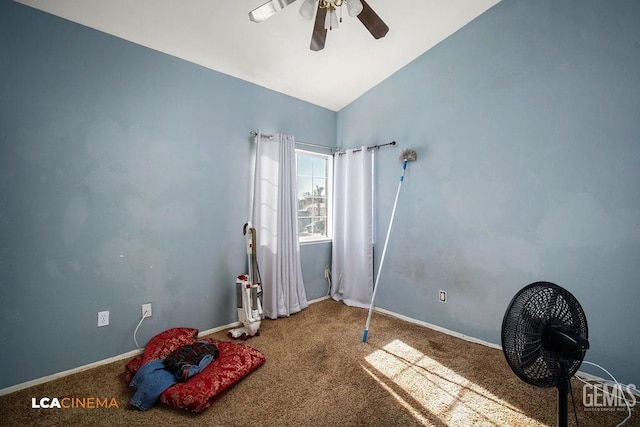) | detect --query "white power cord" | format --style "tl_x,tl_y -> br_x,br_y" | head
133,311 -> 151,349
325,266 -> 332,296
575,360 -> 635,426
